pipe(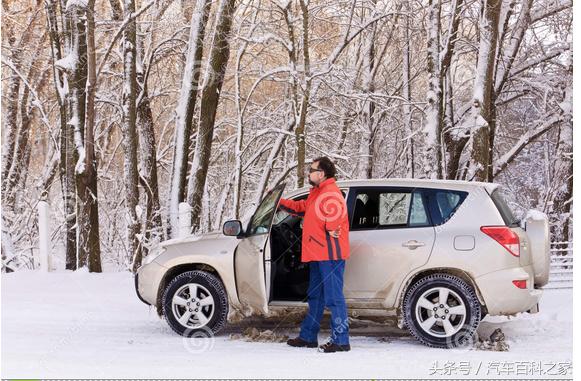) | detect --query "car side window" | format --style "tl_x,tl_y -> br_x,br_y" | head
379,192 -> 411,225
425,189 -> 468,225
409,192 -> 430,226
351,189 -> 429,230
247,186 -> 285,235
273,194 -> 308,225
